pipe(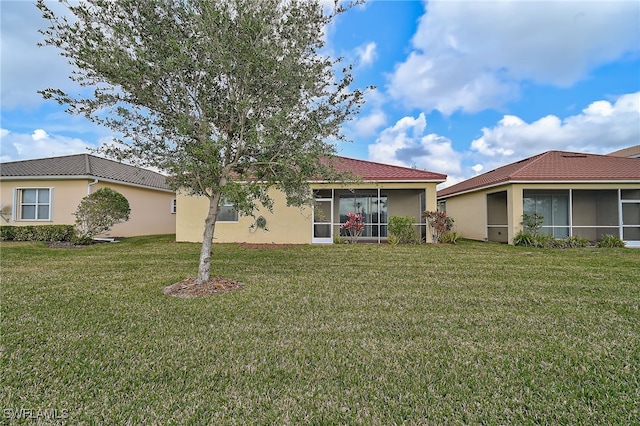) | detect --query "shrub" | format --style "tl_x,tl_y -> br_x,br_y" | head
522,213 -> 544,235
387,216 -> 419,245
439,231 -> 461,244
333,235 -> 347,244
423,211 -> 454,243
559,236 -> 590,248
0,225 -> 75,242
0,225 -> 16,241
74,188 -> 130,241
513,231 -> 559,248
340,212 -> 365,244
596,234 -> 625,248
513,231 -> 534,247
